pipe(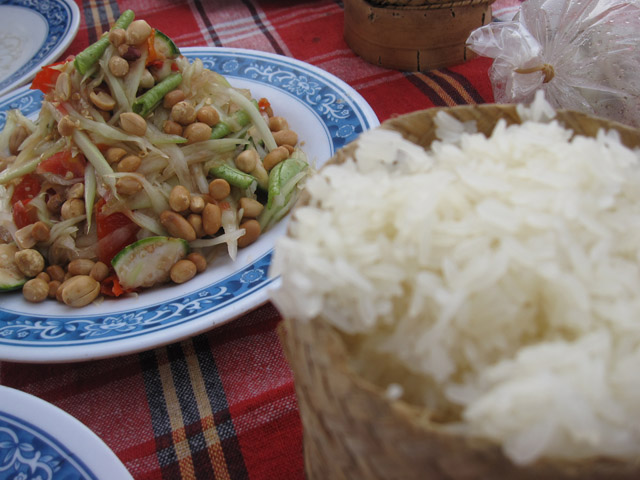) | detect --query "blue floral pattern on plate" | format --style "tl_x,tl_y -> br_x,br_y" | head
0,48 -> 379,362
0,0 -> 79,97
0,413 -> 97,480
